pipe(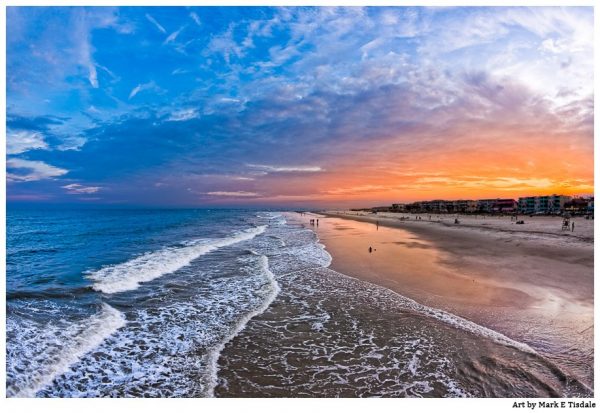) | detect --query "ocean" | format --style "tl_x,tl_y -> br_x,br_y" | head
6,208 -> 591,397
